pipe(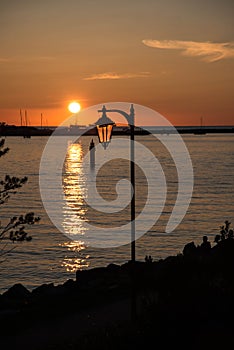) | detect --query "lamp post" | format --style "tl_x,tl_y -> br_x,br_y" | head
95,104 -> 137,320
95,104 -> 136,262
